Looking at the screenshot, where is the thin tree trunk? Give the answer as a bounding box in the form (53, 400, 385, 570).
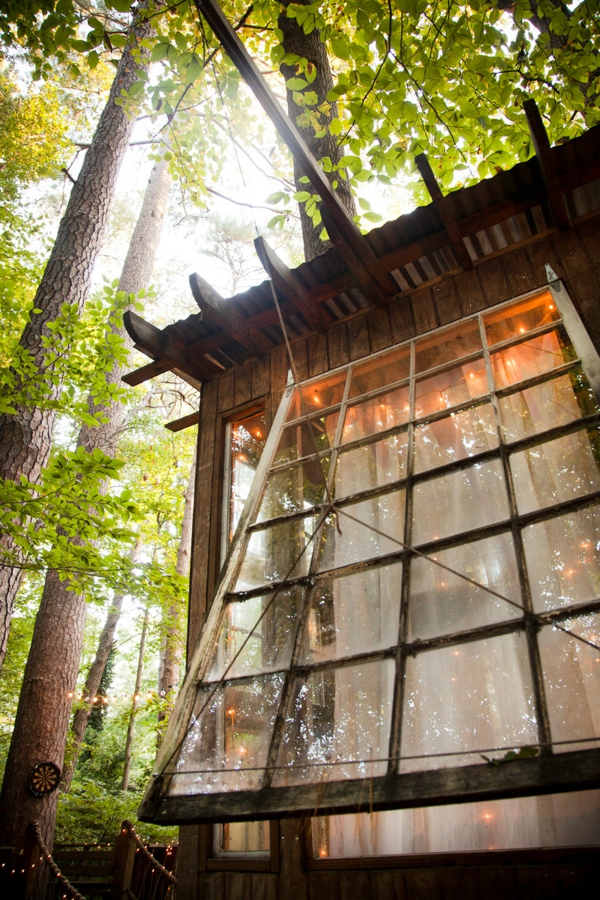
(157, 445, 197, 740)
(0, 0, 164, 671)
(0, 155, 171, 852)
(122, 608, 149, 792)
(278, 0, 357, 261)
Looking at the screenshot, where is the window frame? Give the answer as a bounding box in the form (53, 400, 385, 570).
(197, 820, 280, 873)
(141, 280, 600, 825)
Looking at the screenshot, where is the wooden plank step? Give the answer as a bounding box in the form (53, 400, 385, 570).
(59, 864, 112, 876)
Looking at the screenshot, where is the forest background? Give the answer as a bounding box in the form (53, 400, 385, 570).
(0, 0, 598, 852)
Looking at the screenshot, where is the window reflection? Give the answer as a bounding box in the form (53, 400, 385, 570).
(415, 318, 482, 373)
(414, 403, 497, 473)
(342, 384, 410, 443)
(400, 633, 537, 772)
(273, 659, 395, 786)
(225, 410, 266, 548)
(491, 327, 576, 388)
(414, 357, 488, 418)
(484, 291, 559, 346)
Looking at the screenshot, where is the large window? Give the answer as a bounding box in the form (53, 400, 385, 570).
(144, 285, 600, 824)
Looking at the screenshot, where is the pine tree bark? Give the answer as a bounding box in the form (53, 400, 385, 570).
(278, 0, 357, 261)
(122, 608, 149, 792)
(0, 155, 171, 853)
(157, 445, 196, 739)
(0, 1, 165, 672)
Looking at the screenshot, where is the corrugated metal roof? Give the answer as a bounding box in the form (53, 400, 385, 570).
(127, 124, 600, 382)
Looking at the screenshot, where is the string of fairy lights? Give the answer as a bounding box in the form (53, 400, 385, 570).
(64, 689, 171, 707)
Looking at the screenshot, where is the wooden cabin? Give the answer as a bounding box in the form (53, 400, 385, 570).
(123, 110, 600, 898)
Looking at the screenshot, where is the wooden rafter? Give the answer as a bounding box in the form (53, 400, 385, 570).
(254, 237, 328, 331)
(415, 154, 473, 270)
(524, 99, 570, 230)
(122, 127, 600, 388)
(123, 311, 219, 382)
(194, 0, 397, 305)
(165, 411, 200, 432)
(189, 273, 273, 356)
(122, 357, 172, 387)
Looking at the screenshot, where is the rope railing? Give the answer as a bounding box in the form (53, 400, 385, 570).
(121, 821, 177, 887)
(9, 821, 176, 900)
(26, 821, 87, 900)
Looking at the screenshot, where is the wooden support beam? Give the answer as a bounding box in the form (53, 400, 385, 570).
(122, 357, 172, 387)
(189, 272, 273, 356)
(524, 99, 570, 230)
(415, 154, 473, 270)
(165, 411, 200, 432)
(254, 237, 328, 331)
(195, 0, 397, 303)
(320, 207, 396, 307)
(123, 311, 218, 382)
(141, 747, 600, 824)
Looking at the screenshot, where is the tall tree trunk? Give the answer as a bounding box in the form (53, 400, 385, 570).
(0, 0, 164, 671)
(157, 445, 196, 740)
(278, 0, 357, 261)
(122, 608, 149, 792)
(0, 155, 171, 853)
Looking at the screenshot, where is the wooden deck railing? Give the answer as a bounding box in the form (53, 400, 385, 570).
(2, 822, 177, 900)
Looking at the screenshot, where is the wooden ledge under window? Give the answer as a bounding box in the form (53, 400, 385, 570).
(304, 844, 600, 870)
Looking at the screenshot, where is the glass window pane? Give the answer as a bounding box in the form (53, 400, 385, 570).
(484, 292, 560, 346)
(287, 372, 347, 420)
(169, 674, 284, 795)
(207, 587, 304, 680)
(214, 821, 270, 856)
(257, 456, 329, 522)
(539, 614, 600, 752)
(335, 432, 408, 498)
(510, 427, 600, 515)
(414, 358, 488, 419)
(400, 632, 537, 772)
(491, 327, 576, 389)
(415, 319, 482, 374)
(408, 533, 521, 640)
(235, 515, 317, 591)
(313, 790, 600, 856)
(318, 490, 405, 571)
(499, 369, 599, 443)
(523, 505, 600, 613)
(349, 345, 411, 398)
(273, 418, 337, 466)
(273, 659, 395, 786)
(299, 562, 403, 663)
(342, 385, 410, 444)
(228, 412, 266, 542)
(414, 403, 498, 474)
(412, 459, 509, 545)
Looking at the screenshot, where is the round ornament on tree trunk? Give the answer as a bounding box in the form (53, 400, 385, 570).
(27, 762, 61, 797)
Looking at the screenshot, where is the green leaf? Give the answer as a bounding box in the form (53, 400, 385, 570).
(286, 77, 308, 91)
(293, 191, 312, 202)
(151, 42, 170, 62)
(266, 191, 287, 204)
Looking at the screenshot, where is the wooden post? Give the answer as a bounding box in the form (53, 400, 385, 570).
(523, 99, 570, 230)
(18, 822, 40, 900)
(111, 825, 136, 900)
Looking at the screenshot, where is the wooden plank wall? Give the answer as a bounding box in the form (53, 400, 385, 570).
(178, 217, 600, 900)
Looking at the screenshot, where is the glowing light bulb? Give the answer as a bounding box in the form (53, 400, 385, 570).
(319, 848, 328, 858)
(549, 304, 554, 310)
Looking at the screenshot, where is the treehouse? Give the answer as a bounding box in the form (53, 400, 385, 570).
(122, 2, 600, 895)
